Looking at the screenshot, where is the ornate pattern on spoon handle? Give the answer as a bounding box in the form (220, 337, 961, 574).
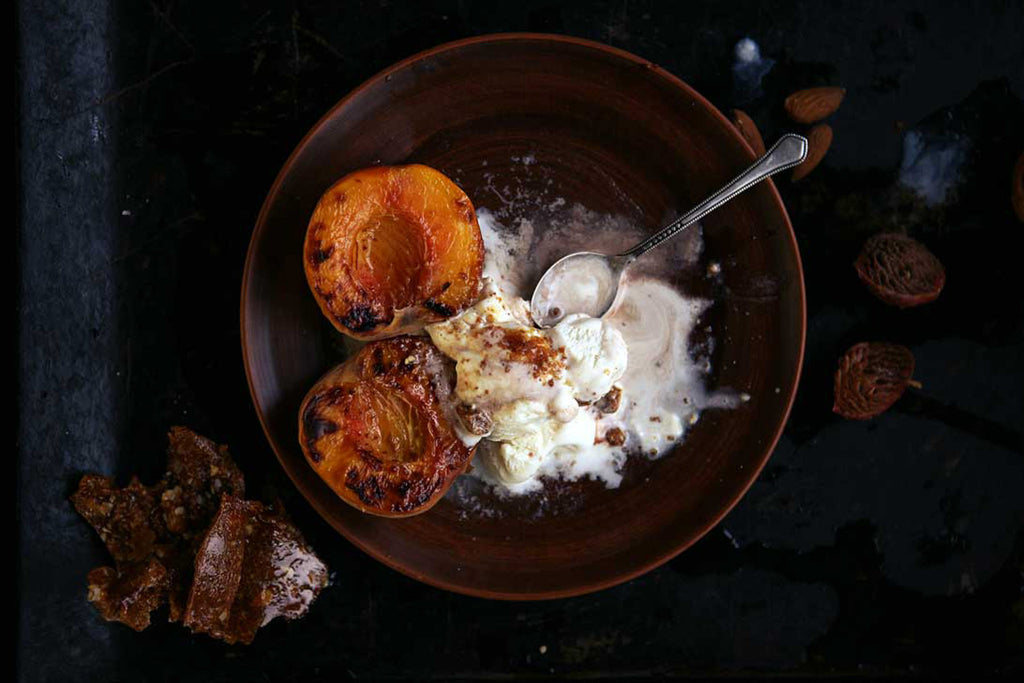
(621, 134, 808, 262)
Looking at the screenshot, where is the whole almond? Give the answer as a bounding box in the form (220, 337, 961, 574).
(1013, 151, 1024, 223)
(731, 109, 766, 156)
(784, 86, 846, 124)
(792, 124, 832, 181)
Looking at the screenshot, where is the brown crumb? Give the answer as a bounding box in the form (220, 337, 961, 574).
(456, 403, 493, 436)
(495, 327, 565, 380)
(604, 428, 626, 447)
(594, 386, 622, 414)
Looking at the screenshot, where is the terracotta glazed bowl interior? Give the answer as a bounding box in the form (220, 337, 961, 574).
(242, 34, 805, 599)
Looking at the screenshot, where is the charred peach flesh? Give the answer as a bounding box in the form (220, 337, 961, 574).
(304, 164, 484, 340)
(298, 337, 474, 517)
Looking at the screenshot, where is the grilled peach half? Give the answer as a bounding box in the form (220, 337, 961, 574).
(304, 164, 485, 340)
(298, 337, 474, 517)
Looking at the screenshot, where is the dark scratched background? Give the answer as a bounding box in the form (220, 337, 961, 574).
(16, 0, 1024, 680)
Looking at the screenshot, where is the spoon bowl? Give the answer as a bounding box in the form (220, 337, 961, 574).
(530, 251, 629, 327)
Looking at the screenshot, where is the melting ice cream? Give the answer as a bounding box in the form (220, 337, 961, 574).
(427, 210, 736, 494)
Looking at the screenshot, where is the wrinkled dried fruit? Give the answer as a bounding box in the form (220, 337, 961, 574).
(792, 124, 832, 181)
(855, 233, 945, 308)
(731, 109, 766, 156)
(1012, 151, 1024, 223)
(833, 342, 916, 419)
(784, 86, 845, 124)
(304, 164, 485, 340)
(299, 336, 475, 517)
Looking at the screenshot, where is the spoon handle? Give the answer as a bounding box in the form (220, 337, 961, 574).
(620, 133, 808, 261)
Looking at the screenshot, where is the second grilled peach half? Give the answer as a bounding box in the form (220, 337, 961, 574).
(298, 337, 475, 517)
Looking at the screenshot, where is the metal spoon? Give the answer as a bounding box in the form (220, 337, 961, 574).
(530, 133, 808, 328)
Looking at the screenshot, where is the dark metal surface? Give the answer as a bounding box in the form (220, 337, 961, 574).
(16, 0, 1024, 679)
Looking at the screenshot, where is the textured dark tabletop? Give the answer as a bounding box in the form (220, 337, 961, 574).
(16, 1, 1024, 680)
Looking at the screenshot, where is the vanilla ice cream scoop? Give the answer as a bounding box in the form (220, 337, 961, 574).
(427, 209, 745, 495)
(548, 313, 627, 402)
(427, 273, 632, 488)
(483, 404, 599, 486)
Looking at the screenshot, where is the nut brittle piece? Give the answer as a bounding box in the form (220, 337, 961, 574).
(183, 495, 328, 645)
(71, 475, 162, 562)
(72, 427, 257, 630)
(86, 559, 170, 632)
(162, 425, 245, 538)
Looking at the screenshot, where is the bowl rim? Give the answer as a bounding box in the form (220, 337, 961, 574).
(240, 32, 806, 600)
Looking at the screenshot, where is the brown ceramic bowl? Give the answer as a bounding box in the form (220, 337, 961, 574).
(241, 34, 805, 599)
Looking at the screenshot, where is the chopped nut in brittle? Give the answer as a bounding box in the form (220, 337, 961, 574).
(456, 403, 494, 436)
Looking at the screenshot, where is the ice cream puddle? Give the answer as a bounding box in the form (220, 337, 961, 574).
(427, 209, 739, 495)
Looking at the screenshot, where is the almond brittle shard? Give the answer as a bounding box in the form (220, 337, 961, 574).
(163, 425, 246, 537)
(71, 474, 161, 563)
(183, 495, 328, 645)
(86, 560, 170, 632)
